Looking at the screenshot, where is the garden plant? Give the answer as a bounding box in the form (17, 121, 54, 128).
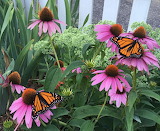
(1, 0, 160, 131)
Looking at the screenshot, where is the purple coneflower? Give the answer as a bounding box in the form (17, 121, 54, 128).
(28, 7, 67, 36)
(115, 49, 160, 74)
(108, 86, 131, 108)
(72, 67, 82, 74)
(91, 65, 131, 92)
(9, 88, 55, 129)
(0, 72, 25, 94)
(120, 26, 160, 50)
(94, 24, 123, 52)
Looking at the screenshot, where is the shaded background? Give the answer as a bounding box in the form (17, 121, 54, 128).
(93, 0, 160, 30)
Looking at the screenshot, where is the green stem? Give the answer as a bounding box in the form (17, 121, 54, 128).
(49, 37, 61, 68)
(52, 119, 73, 131)
(132, 68, 137, 90)
(92, 43, 103, 60)
(94, 93, 108, 123)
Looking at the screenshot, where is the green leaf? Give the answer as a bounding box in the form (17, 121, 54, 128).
(3, 58, 15, 76)
(64, 0, 71, 27)
(0, 3, 14, 40)
(0, 87, 8, 115)
(139, 89, 160, 102)
(73, 105, 121, 120)
(52, 107, 69, 118)
(44, 124, 59, 131)
(14, 40, 34, 72)
(125, 107, 134, 131)
(82, 43, 94, 59)
(80, 120, 94, 131)
(62, 61, 84, 78)
(82, 14, 89, 27)
(44, 67, 62, 92)
(135, 109, 160, 124)
(22, 51, 43, 85)
(69, 119, 85, 128)
(127, 90, 137, 112)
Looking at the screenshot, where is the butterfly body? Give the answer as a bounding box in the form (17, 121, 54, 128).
(110, 36, 143, 58)
(32, 91, 62, 119)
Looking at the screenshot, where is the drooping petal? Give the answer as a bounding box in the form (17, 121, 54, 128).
(54, 19, 67, 26)
(28, 20, 41, 30)
(43, 21, 48, 33)
(38, 21, 43, 36)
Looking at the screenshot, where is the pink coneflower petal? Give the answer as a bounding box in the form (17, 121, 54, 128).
(111, 78, 117, 91)
(104, 77, 112, 91)
(115, 77, 123, 92)
(28, 20, 41, 30)
(35, 118, 41, 127)
(92, 70, 105, 74)
(54, 19, 67, 26)
(99, 79, 106, 91)
(38, 22, 43, 36)
(91, 74, 106, 85)
(48, 21, 56, 35)
(117, 76, 131, 89)
(13, 104, 26, 120)
(17, 105, 27, 124)
(94, 25, 111, 32)
(43, 22, 48, 33)
(39, 114, 49, 123)
(52, 22, 61, 33)
(25, 106, 32, 125)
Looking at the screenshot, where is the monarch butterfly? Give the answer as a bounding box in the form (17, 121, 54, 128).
(110, 36, 143, 58)
(32, 91, 63, 119)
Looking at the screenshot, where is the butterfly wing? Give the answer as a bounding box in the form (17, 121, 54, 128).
(110, 36, 143, 58)
(32, 92, 63, 119)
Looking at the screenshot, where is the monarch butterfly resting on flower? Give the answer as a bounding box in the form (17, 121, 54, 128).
(32, 91, 63, 119)
(110, 36, 143, 58)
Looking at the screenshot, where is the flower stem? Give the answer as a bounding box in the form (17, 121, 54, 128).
(132, 68, 137, 89)
(94, 92, 108, 123)
(49, 37, 61, 68)
(92, 43, 103, 60)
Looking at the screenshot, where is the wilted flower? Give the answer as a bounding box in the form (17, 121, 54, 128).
(115, 49, 160, 74)
(94, 24, 123, 52)
(0, 72, 25, 94)
(108, 86, 131, 108)
(9, 88, 56, 129)
(91, 65, 131, 92)
(28, 7, 67, 36)
(120, 26, 160, 50)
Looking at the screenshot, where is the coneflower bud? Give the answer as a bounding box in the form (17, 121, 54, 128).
(110, 24, 123, 36)
(133, 26, 146, 38)
(39, 7, 54, 21)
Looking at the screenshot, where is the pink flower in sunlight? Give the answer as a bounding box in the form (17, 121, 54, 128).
(115, 49, 160, 74)
(94, 24, 123, 52)
(0, 72, 25, 94)
(91, 65, 131, 92)
(28, 7, 67, 36)
(72, 67, 82, 74)
(108, 86, 131, 108)
(9, 88, 56, 129)
(120, 26, 160, 50)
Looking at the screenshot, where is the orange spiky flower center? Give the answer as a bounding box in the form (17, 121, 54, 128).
(54, 60, 64, 67)
(22, 88, 37, 105)
(39, 7, 54, 21)
(105, 65, 119, 77)
(133, 26, 146, 38)
(8, 72, 21, 84)
(110, 24, 123, 36)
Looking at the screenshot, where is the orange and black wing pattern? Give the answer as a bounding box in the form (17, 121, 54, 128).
(110, 36, 143, 58)
(32, 92, 63, 119)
